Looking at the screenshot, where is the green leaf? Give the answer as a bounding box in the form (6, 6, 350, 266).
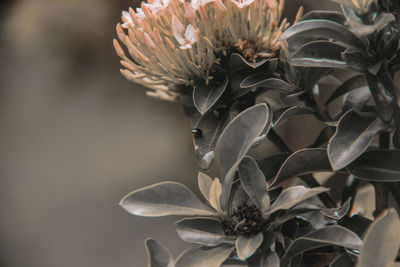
(347, 150, 400, 181)
(258, 153, 289, 181)
(325, 75, 365, 105)
(240, 75, 299, 94)
(216, 103, 271, 208)
(281, 226, 363, 263)
(329, 253, 354, 267)
(269, 148, 333, 188)
(302, 10, 345, 24)
(356, 209, 400, 267)
(238, 156, 270, 211)
(235, 233, 264, 260)
(145, 239, 173, 267)
(120, 182, 217, 217)
(320, 197, 352, 220)
(175, 217, 229, 246)
(193, 66, 228, 115)
(229, 53, 272, 72)
(343, 86, 371, 111)
(278, 20, 366, 49)
(175, 244, 234, 267)
(266, 186, 329, 216)
(272, 106, 316, 126)
(328, 110, 388, 171)
(365, 72, 396, 122)
(289, 40, 348, 68)
(247, 251, 280, 267)
(193, 111, 228, 170)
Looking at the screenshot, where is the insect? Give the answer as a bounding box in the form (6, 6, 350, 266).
(191, 128, 202, 137)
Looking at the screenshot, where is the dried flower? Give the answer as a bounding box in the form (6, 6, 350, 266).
(114, 0, 302, 101)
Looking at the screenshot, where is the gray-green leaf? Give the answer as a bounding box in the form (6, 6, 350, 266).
(269, 148, 333, 188)
(238, 156, 270, 211)
(266, 186, 329, 216)
(145, 239, 173, 267)
(193, 67, 228, 115)
(247, 251, 280, 267)
(120, 182, 216, 217)
(328, 110, 388, 171)
(356, 209, 400, 267)
(175, 244, 234, 267)
(235, 233, 264, 260)
(347, 150, 400, 181)
(281, 226, 363, 262)
(216, 103, 271, 208)
(175, 217, 229, 246)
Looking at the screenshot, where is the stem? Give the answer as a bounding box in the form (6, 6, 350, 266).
(267, 128, 337, 208)
(373, 132, 390, 217)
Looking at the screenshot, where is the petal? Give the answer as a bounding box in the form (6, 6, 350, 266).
(174, 32, 186, 45)
(172, 15, 185, 34)
(184, 25, 197, 44)
(180, 44, 193, 49)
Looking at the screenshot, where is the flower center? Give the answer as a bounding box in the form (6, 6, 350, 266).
(222, 203, 267, 236)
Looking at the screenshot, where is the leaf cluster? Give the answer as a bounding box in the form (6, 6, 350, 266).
(117, 0, 400, 266)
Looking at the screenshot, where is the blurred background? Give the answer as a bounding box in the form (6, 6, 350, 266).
(0, 0, 338, 266)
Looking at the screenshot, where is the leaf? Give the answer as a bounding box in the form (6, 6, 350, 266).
(329, 253, 354, 267)
(235, 233, 264, 260)
(174, 244, 234, 267)
(278, 20, 366, 49)
(365, 72, 396, 122)
(356, 209, 400, 267)
(325, 75, 365, 105)
(289, 40, 348, 68)
(229, 53, 272, 72)
(216, 103, 271, 208)
(269, 148, 333, 188)
(198, 172, 213, 202)
(175, 217, 229, 246)
(281, 226, 363, 263)
(302, 10, 346, 24)
(120, 182, 216, 217)
(145, 239, 173, 267)
(240, 75, 300, 94)
(209, 178, 223, 213)
(246, 251, 280, 267)
(193, 67, 229, 115)
(308, 127, 333, 148)
(343, 86, 371, 111)
(343, 8, 395, 37)
(320, 197, 352, 220)
(301, 67, 333, 92)
(328, 110, 388, 171)
(238, 156, 270, 211)
(339, 214, 372, 237)
(258, 153, 289, 181)
(193, 111, 228, 170)
(347, 150, 400, 181)
(266, 186, 329, 216)
(272, 106, 316, 126)
(341, 48, 370, 71)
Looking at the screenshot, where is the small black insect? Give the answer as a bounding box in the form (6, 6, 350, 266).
(191, 128, 202, 137)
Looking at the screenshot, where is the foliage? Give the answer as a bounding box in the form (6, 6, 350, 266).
(114, 0, 400, 266)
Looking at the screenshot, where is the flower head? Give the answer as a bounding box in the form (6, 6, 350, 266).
(114, 0, 301, 101)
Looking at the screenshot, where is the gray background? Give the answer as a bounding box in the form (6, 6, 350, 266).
(0, 0, 336, 266)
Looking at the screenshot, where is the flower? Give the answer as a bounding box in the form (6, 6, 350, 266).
(114, 0, 302, 101)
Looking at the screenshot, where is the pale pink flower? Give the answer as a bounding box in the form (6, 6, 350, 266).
(114, 0, 300, 101)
